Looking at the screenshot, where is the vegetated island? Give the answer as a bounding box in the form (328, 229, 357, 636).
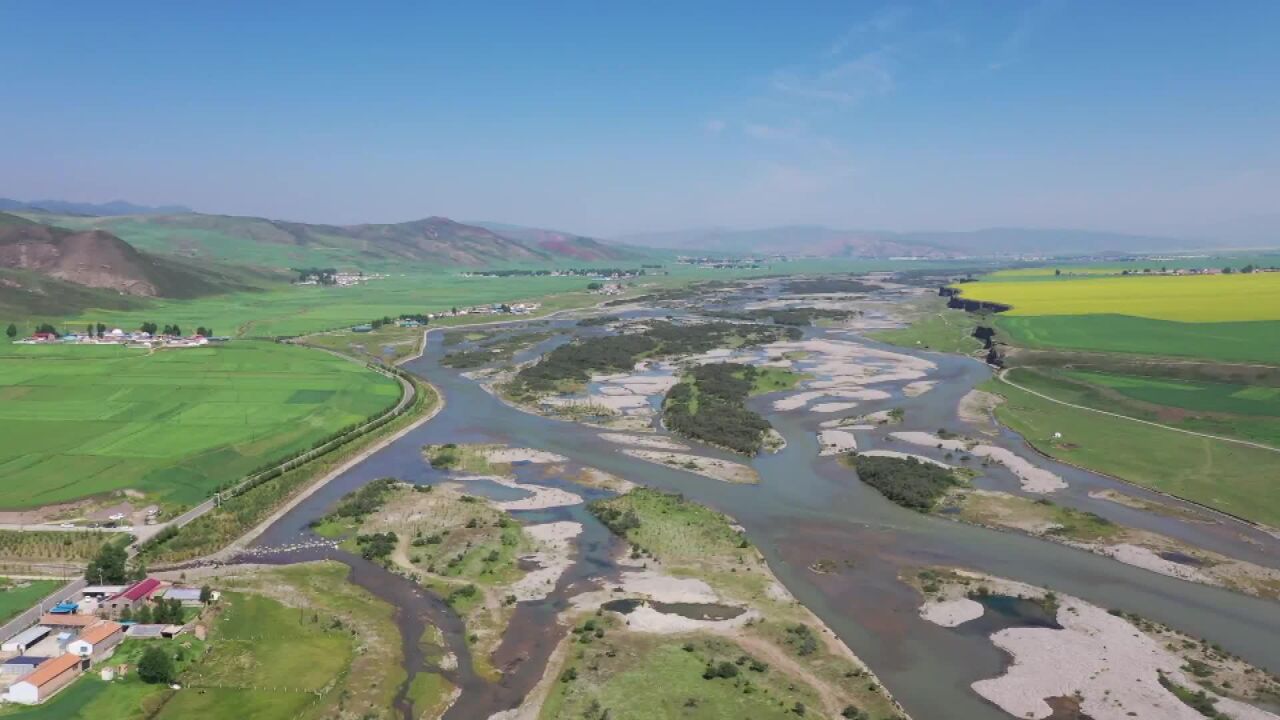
(504, 488, 908, 720)
(502, 320, 799, 401)
(662, 362, 795, 456)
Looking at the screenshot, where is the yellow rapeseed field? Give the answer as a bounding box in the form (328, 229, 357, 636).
(956, 272, 1280, 322)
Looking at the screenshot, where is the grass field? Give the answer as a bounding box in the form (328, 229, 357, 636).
(0, 579, 60, 624)
(985, 374, 1280, 528)
(959, 272, 1280, 322)
(540, 632, 825, 720)
(158, 591, 352, 719)
(1013, 368, 1280, 449)
(0, 340, 399, 509)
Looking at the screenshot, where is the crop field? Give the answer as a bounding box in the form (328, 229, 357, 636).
(985, 375, 1280, 528)
(0, 341, 399, 509)
(994, 314, 1280, 364)
(952, 272, 1280, 364)
(49, 273, 599, 339)
(959, 272, 1280, 322)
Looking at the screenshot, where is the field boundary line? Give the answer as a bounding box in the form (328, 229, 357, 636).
(995, 368, 1280, 454)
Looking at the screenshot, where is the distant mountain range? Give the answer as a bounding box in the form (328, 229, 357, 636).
(0, 198, 193, 216)
(611, 225, 1232, 258)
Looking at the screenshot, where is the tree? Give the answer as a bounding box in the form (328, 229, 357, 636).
(140, 322, 158, 335)
(1053, 269, 1061, 277)
(86, 323, 94, 337)
(136, 603, 153, 624)
(137, 646, 176, 684)
(199, 585, 213, 605)
(5, 324, 15, 339)
(96, 322, 106, 337)
(85, 542, 128, 584)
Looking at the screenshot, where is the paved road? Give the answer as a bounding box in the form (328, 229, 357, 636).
(996, 368, 1280, 454)
(0, 577, 87, 644)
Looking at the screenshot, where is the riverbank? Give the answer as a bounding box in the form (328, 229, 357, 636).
(909, 567, 1280, 719)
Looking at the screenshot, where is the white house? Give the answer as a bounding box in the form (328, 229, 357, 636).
(66, 621, 123, 661)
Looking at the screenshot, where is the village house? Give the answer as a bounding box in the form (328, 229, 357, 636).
(66, 621, 123, 662)
(104, 578, 163, 618)
(4, 652, 83, 705)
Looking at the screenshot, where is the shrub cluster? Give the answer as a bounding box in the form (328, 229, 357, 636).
(847, 455, 960, 511)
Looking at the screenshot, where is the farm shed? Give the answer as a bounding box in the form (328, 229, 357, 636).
(159, 586, 205, 606)
(5, 652, 84, 704)
(39, 613, 95, 630)
(0, 656, 48, 677)
(1, 626, 50, 654)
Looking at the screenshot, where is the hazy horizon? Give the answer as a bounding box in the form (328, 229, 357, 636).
(2, 1, 1277, 239)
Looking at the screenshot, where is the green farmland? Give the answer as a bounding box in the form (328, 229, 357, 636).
(0, 340, 399, 509)
(53, 273, 598, 339)
(986, 373, 1280, 528)
(995, 314, 1280, 365)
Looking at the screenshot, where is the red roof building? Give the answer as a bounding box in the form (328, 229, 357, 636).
(104, 578, 163, 617)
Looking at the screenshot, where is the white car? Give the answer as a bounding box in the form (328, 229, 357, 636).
(60, 523, 76, 529)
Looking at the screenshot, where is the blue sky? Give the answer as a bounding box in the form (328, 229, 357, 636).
(1, 1, 1277, 237)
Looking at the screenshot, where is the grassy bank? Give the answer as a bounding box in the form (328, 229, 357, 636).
(867, 296, 984, 355)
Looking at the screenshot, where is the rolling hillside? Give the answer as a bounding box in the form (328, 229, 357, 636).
(0, 212, 276, 315)
(20, 211, 652, 269)
(472, 221, 653, 261)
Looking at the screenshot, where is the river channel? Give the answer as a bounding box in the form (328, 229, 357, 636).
(245, 286, 1280, 720)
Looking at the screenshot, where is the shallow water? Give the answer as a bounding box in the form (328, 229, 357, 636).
(251, 293, 1280, 720)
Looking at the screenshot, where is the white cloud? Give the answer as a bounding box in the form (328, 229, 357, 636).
(703, 118, 727, 135)
(828, 5, 912, 57)
(771, 51, 894, 106)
